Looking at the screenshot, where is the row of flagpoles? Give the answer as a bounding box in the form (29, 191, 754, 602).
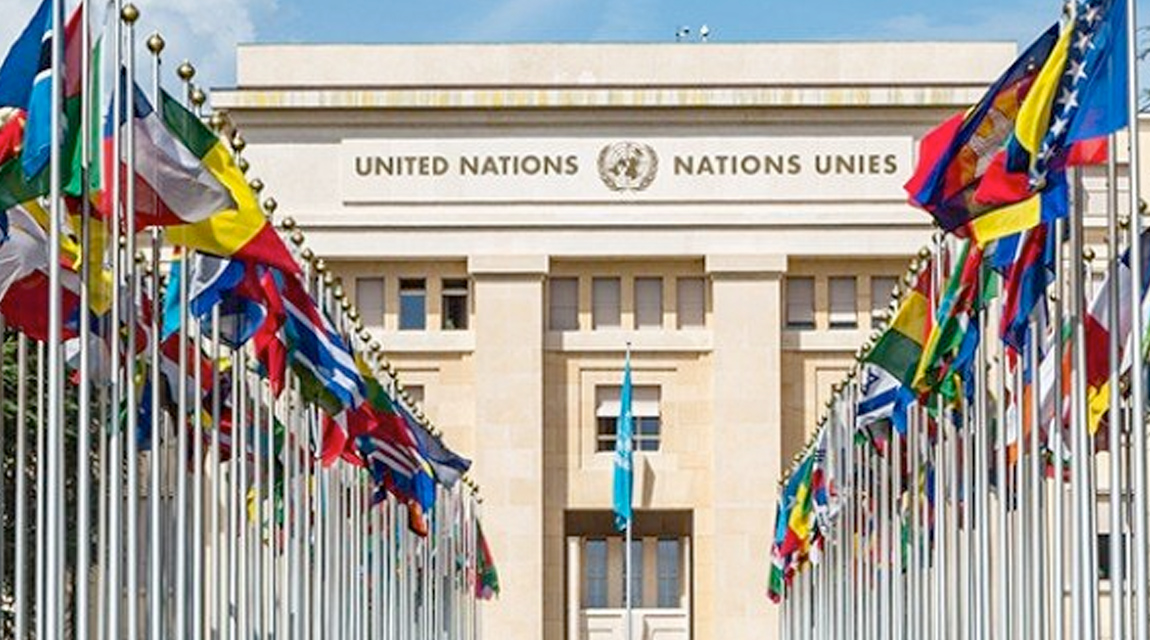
(770, 0, 1150, 639)
(0, 0, 502, 638)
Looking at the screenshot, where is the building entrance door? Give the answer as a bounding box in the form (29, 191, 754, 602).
(565, 511, 692, 640)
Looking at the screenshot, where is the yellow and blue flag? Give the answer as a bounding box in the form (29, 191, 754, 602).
(1014, 0, 1129, 184)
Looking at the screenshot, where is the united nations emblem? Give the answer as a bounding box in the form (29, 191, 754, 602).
(597, 142, 658, 192)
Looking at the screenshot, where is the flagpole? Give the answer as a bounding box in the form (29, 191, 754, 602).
(1070, 166, 1097, 638)
(1050, 218, 1066, 640)
(975, 300, 991, 640)
(210, 303, 223, 640)
(140, 30, 164, 640)
(71, 0, 95, 635)
(122, 10, 143, 640)
(993, 327, 1008, 640)
(1030, 315, 1047, 640)
(105, 1, 127, 635)
(41, 0, 68, 636)
(1122, 0, 1149, 635)
(624, 340, 634, 640)
(1104, 128, 1126, 640)
(14, 332, 27, 640)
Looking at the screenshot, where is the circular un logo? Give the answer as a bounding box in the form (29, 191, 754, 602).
(597, 142, 658, 192)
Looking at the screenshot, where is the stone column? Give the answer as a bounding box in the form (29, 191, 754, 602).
(469, 255, 548, 640)
(568, 536, 582, 640)
(698, 254, 786, 640)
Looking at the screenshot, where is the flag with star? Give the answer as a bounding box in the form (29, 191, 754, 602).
(1013, 0, 1128, 185)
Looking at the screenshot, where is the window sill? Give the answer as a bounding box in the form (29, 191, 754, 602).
(782, 328, 869, 352)
(366, 329, 476, 353)
(545, 329, 712, 353)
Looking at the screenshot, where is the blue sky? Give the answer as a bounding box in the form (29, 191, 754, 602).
(259, 0, 1077, 46)
(0, 0, 1148, 88)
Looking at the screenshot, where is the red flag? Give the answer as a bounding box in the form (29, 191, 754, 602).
(254, 269, 287, 396)
(904, 112, 964, 207)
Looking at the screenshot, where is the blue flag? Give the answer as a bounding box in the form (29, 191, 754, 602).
(612, 351, 633, 531)
(0, 0, 50, 110)
(1031, 0, 1129, 182)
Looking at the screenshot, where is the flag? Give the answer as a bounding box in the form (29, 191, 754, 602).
(160, 253, 267, 348)
(408, 419, 471, 489)
(277, 270, 364, 416)
(104, 84, 238, 228)
(0, 0, 53, 207)
(0, 0, 55, 178)
(0, 0, 51, 112)
(612, 350, 634, 532)
(856, 364, 901, 429)
(866, 264, 933, 388)
(914, 240, 984, 395)
(767, 498, 792, 602)
(1083, 229, 1150, 433)
(904, 24, 1059, 233)
(1015, 0, 1129, 184)
(476, 522, 500, 600)
(1000, 221, 1056, 352)
(965, 171, 1069, 246)
(156, 89, 299, 275)
(253, 267, 287, 395)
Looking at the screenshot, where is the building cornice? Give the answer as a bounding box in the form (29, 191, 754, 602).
(211, 85, 995, 111)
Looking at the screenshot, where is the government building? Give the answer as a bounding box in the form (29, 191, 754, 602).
(214, 41, 1131, 640)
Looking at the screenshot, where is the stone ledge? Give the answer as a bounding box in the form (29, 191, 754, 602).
(704, 254, 787, 275)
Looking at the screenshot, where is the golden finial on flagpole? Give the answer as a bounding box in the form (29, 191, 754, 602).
(231, 133, 246, 153)
(280, 216, 297, 231)
(237, 157, 250, 174)
(146, 33, 165, 55)
(249, 178, 265, 194)
(177, 61, 195, 82)
(289, 230, 304, 247)
(190, 88, 207, 108)
(263, 197, 277, 216)
(121, 4, 140, 24)
(300, 248, 314, 264)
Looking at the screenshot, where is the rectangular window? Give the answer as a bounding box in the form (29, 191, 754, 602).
(399, 278, 427, 330)
(584, 538, 608, 609)
(870, 276, 898, 322)
(405, 384, 424, 407)
(1098, 533, 1127, 582)
(828, 277, 858, 329)
(596, 386, 661, 453)
(785, 276, 815, 329)
(657, 538, 682, 608)
(635, 277, 663, 330)
(441, 278, 469, 330)
(626, 540, 644, 608)
(676, 277, 705, 328)
(355, 277, 385, 328)
(592, 277, 621, 329)
(549, 277, 579, 331)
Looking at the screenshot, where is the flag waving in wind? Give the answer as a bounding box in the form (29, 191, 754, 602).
(1014, 0, 1129, 185)
(613, 349, 634, 532)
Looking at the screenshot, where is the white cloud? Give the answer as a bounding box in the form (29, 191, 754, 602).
(0, 0, 274, 93)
